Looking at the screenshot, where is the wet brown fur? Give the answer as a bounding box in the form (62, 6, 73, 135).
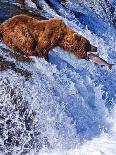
(0, 14, 97, 60)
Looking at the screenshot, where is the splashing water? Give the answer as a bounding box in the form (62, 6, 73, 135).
(0, 0, 116, 155)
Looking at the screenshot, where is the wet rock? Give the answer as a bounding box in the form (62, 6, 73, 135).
(0, 47, 32, 63)
(0, 1, 46, 23)
(16, 0, 25, 6)
(0, 123, 4, 136)
(6, 119, 12, 129)
(33, 0, 43, 10)
(0, 59, 32, 78)
(60, 0, 67, 3)
(0, 48, 32, 79)
(5, 152, 12, 155)
(14, 67, 32, 79)
(0, 59, 11, 71)
(14, 54, 32, 63)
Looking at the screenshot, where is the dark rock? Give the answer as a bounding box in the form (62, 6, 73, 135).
(4, 137, 12, 146)
(0, 123, 4, 136)
(0, 1, 46, 23)
(0, 52, 32, 79)
(59, 0, 67, 3)
(5, 152, 12, 155)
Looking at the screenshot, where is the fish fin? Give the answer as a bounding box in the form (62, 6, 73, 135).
(85, 56, 90, 61)
(108, 64, 115, 70)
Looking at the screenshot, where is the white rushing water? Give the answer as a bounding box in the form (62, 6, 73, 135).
(37, 107, 116, 155)
(0, 0, 116, 155)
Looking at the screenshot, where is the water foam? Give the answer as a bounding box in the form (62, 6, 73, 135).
(0, 0, 116, 154)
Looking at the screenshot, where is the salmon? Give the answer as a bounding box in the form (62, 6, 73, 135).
(88, 53, 115, 69)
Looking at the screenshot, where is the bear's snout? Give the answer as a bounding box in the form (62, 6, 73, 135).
(91, 45, 97, 52)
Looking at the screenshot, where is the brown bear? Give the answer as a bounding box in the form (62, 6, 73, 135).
(0, 14, 97, 60)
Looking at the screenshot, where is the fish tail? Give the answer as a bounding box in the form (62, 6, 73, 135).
(108, 64, 115, 70)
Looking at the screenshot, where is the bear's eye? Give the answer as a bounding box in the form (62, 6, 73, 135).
(86, 43, 91, 52)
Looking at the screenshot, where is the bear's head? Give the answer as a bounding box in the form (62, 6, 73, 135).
(61, 30, 97, 59)
(72, 33, 97, 59)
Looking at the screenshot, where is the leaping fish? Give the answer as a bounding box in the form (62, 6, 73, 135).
(88, 53, 115, 69)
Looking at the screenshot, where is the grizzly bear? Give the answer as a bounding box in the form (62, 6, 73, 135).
(0, 14, 97, 60)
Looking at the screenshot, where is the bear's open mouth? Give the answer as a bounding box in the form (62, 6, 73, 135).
(0, 32, 3, 41)
(0, 38, 2, 42)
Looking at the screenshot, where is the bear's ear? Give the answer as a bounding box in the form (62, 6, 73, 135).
(73, 33, 81, 41)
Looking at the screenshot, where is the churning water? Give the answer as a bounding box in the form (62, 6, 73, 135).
(0, 0, 116, 155)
